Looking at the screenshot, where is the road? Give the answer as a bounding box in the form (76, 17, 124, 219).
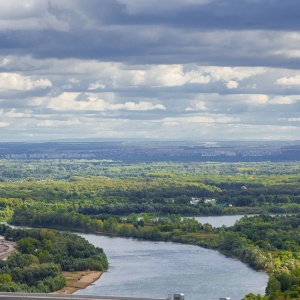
(0, 241, 16, 260)
(0, 293, 167, 300)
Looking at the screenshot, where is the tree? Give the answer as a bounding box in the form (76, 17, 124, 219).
(17, 238, 41, 254)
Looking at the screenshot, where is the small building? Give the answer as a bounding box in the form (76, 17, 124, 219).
(190, 197, 201, 205)
(204, 198, 216, 204)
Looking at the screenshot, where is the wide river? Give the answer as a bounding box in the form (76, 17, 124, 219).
(75, 215, 268, 300)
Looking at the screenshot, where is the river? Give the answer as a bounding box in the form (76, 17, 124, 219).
(75, 215, 268, 300)
(5, 215, 268, 299)
(190, 214, 249, 228)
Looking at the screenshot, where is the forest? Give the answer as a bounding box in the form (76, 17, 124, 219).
(0, 225, 108, 293)
(0, 160, 299, 220)
(0, 159, 300, 299)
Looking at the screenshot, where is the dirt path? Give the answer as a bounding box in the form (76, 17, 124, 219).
(0, 241, 17, 260)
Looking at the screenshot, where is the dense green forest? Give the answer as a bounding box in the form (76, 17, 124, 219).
(0, 160, 299, 220)
(0, 225, 108, 293)
(0, 160, 300, 298)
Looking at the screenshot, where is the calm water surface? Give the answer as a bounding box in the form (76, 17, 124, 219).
(191, 214, 248, 228)
(5, 216, 268, 299)
(75, 233, 268, 300)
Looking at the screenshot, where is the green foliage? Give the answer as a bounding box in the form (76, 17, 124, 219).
(0, 225, 108, 293)
(0, 274, 12, 284)
(17, 237, 41, 254)
(0, 161, 299, 221)
(1, 160, 300, 299)
(242, 293, 264, 300)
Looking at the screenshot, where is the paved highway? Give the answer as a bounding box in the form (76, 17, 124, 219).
(0, 293, 167, 300)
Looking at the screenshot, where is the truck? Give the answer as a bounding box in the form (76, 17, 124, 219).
(169, 293, 184, 300)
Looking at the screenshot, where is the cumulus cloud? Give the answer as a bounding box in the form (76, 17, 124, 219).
(0, 0, 70, 31)
(0, 73, 52, 91)
(186, 116, 239, 123)
(5, 109, 32, 118)
(162, 121, 180, 126)
(245, 94, 269, 105)
(109, 65, 266, 88)
(276, 75, 300, 85)
(45, 92, 166, 111)
(36, 119, 82, 127)
(88, 81, 106, 90)
(0, 1, 300, 141)
(163, 115, 239, 125)
(0, 122, 9, 127)
(0, 1, 48, 19)
(269, 96, 299, 105)
(226, 80, 239, 89)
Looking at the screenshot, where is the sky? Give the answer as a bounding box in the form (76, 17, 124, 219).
(0, 0, 300, 142)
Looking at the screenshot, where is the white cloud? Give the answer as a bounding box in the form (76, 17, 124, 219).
(88, 81, 106, 90)
(0, 1, 70, 31)
(36, 119, 82, 127)
(203, 66, 266, 82)
(111, 65, 266, 88)
(46, 92, 166, 111)
(0, 54, 299, 141)
(121, 102, 166, 111)
(273, 50, 300, 59)
(162, 121, 180, 126)
(163, 115, 239, 125)
(2, 57, 266, 90)
(269, 96, 299, 105)
(0, 73, 52, 91)
(113, 65, 190, 87)
(189, 76, 211, 84)
(0, 56, 269, 91)
(195, 101, 207, 111)
(276, 75, 300, 85)
(5, 109, 32, 118)
(185, 100, 207, 111)
(186, 93, 270, 109)
(0, 0, 48, 19)
(68, 78, 79, 83)
(185, 107, 194, 111)
(245, 94, 269, 105)
(187, 116, 239, 123)
(226, 80, 239, 89)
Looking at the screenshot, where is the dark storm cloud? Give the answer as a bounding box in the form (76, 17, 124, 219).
(0, 0, 300, 67)
(74, 0, 300, 31)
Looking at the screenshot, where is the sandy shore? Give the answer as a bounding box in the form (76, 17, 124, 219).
(53, 270, 103, 294)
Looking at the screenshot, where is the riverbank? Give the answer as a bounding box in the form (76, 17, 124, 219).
(53, 271, 102, 294)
